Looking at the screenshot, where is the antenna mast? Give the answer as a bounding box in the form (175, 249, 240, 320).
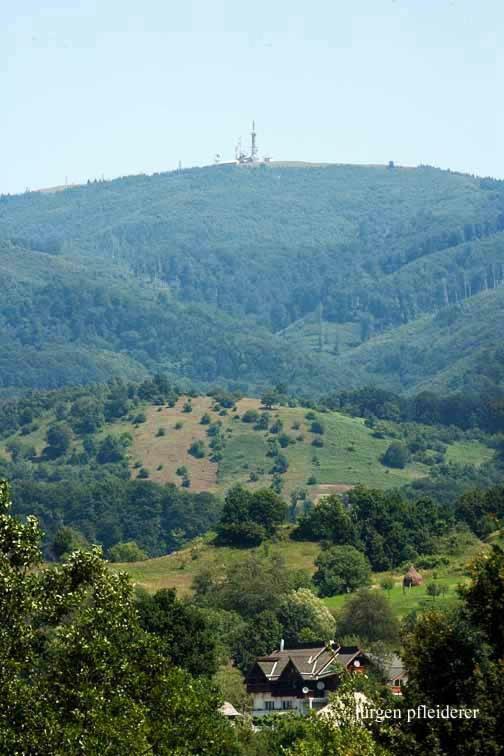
(250, 120, 258, 162)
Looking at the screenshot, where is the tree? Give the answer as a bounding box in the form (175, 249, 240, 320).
(213, 664, 251, 712)
(399, 545, 504, 755)
(293, 495, 356, 544)
(109, 540, 147, 562)
(45, 423, 72, 458)
(216, 485, 286, 546)
(136, 588, 219, 677)
(70, 397, 104, 434)
(336, 589, 400, 645)
(277, 588, 336, 645)
(96, 434, 128, 464)
(313, 545, 371, 597)
(261, 390, 277, 409)
(52, 525, 88, 561)
(193, 552, 292, 620)
(234, 610, 283, 673)
(381, 442, 409, 469)
(0, 481, 237, 755)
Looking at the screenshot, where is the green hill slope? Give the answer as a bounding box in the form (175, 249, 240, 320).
(1, 164, 504, 392)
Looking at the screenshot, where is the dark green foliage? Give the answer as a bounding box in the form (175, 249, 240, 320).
(310, 419, 325, 435)
(313, 545, 371, 596)
(278, 433, 291, 448)
(0, 482, 237, 755)
(188, 440, 205, 458)
(241, 409, 259, 424)
(381, 441, 410, 469)
(45, 423, 71, 458)
(293, 494, 356, 544)
(136, 588, 219, 677)
(399, 546, 504, 756)
(216, 485, 287, 547)
(454, 485, 504, 538)
(52, 525, 88, 561)
(234, 610, 283, 673)
(11, 479, 222, 556)
(96, 434, 129, 464)
(2, 166, 504, 394)
(109, 541, 147, 562)
(335, 589, 400, 645)
(295, 486, 449, 571)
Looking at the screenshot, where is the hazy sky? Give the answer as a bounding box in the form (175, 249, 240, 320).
(2, 0, 503, 194)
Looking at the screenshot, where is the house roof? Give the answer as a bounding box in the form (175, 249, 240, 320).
(368, 653, 407, 683)
(254, 643, 364, 682)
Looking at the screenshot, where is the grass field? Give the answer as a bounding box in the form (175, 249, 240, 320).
(112, 526, 489, 624)
(88, 396, 490, 498)
(0, 395, 493, 501)
(111, 534, 321, 595)
(122, 397, 492, 497)
(323, 576, 463, 618)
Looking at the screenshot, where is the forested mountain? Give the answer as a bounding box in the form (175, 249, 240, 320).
(1, 163, 504, 394)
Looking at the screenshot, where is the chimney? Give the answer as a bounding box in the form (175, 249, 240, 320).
(280, 639, 285, 652)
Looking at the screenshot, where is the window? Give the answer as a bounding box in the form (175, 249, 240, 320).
(282, 700, 293, 710)
(393, 679, 402, 687)
(265, 701, 275, 711)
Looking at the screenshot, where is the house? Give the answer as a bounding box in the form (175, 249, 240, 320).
(245, 640, 369, 716)
(368, 653, 408, 695)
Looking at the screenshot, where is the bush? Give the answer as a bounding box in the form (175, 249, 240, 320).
(109, 541, 148, 563)
(310, 420, 325, 435)
(188, 441, 205, 459)
(156, 427, 166, 437)
(137, 467, 150, 478)
(312, 437, 324, 448)
(269, 419, 283, 434)
(133, 412, 147, 424)
(241, 409, 259, 424)
(200, 413, 211, 425)
(381, 442, 410, 469)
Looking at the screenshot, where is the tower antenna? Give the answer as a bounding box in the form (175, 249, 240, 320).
(250, 120, 258, 162)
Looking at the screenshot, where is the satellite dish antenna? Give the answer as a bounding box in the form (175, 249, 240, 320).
(302, 686, 309, 695)
(353, 660, 361, 668)
(316, 681, 325, 690)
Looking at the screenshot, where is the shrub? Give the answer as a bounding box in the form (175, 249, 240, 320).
(188, 441, 205, 459)
(242, 409, 259, 424)
(109, 541, 148, 563)
(381, 442, 410, 469)
(310, 420, 325, 435)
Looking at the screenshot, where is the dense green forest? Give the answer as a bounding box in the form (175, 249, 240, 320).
(1, 164, 504, 393)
